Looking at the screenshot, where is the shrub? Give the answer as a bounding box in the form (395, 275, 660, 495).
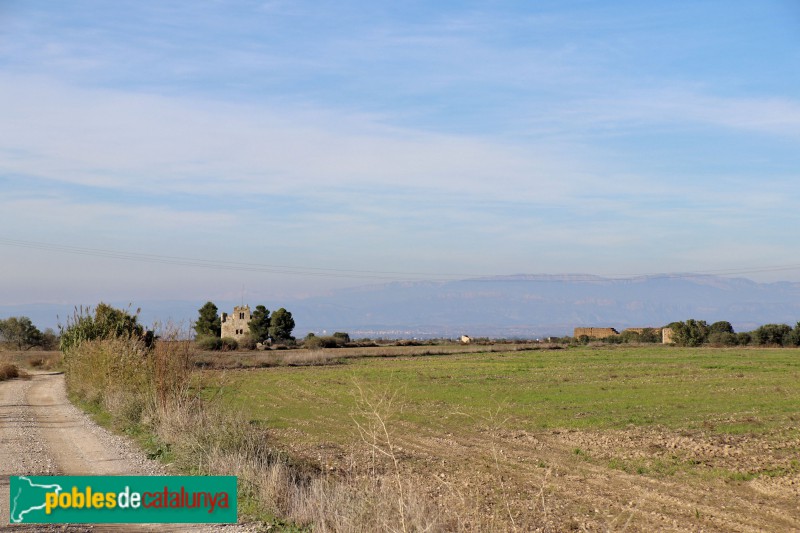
(220, 337, 239, 351)
(41, 329, 60, 350)
(304, 335, 341, 350)
(619, 330, 641, 344)
(332, 332, 351, 344)
(238, 334, 257, 351)
(782, 325, 800, 347)
(667, 319, 709, 347)
(638, 328, 661, 343)
(0, 363, 19, 380)
(707, 331, 738, 346)
(709, 321, 735, 335)
(196, 335, 223, 351)
(60, 304, 149, 352)
(303, 335, 324, 350)
(752, 324, 792, 346)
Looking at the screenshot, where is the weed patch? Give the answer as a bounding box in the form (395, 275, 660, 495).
(0, 362, 19, 380)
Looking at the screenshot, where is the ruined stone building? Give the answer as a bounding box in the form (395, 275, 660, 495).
(622, 328, 659, 335)
(221, 305, 251, 341)
(573, 327, 619, 339)
(574, 326, 674, 343)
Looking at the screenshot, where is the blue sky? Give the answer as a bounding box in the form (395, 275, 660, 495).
(1, 1, 799, 305)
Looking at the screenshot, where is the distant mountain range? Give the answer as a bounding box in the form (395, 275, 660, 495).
(287, 274, 800, 338)
(4, 274, 800, 338)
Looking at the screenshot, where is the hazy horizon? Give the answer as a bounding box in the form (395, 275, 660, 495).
(4, 273, 800, 338)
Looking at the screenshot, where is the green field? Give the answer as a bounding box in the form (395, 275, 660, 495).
(205, 345, 800, 443)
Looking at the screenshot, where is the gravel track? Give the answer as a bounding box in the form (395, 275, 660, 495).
(0, 373, 259, 532)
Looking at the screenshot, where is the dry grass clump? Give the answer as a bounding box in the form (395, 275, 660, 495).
(0, 362, 20, 380)
(27, 355, 45, 368)
(153, 338, 192, 408)
(199, 424, 440, 532)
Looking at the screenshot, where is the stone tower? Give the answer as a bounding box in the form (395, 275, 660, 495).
(221, 305, 251, 340)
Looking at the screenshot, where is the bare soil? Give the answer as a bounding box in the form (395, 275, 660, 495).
(278, 422, 800, 531)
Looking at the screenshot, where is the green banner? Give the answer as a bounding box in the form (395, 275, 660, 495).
(9, 476, 237, 524)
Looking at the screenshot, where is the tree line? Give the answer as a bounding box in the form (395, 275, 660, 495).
(575, 320, 800, 347)
(666, 319, 800, 347)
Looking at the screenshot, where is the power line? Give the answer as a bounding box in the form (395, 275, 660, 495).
(0, 237, 472, 281)
(1, 236, 798, 282)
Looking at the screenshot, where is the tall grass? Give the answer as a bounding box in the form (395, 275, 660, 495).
(153, 339, 192, 409)
(64, 335, 152, 425)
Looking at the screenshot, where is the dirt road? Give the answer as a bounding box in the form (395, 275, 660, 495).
(0, 373, 253, 532)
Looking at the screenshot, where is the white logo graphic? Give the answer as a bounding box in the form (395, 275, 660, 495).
(10, 476, 63, 523)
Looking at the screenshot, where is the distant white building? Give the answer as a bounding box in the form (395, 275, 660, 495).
(460, 335, 472, 344)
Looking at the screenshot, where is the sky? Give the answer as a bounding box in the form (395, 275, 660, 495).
(1, 0, 800, 307)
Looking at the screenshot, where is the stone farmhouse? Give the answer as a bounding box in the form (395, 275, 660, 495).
(221, 305, 251, 341)
(574, 326, 672, 344)
(573, 327, 619, 339)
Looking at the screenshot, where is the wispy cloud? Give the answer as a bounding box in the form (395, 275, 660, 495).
(1, 0, 799, 302)
(0, 75, 594, 202)
(556, 89, 800, 138)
